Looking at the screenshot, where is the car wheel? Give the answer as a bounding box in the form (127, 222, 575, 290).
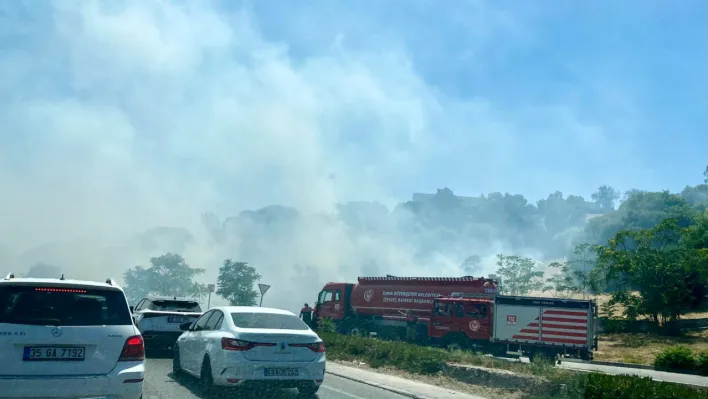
(172, 346, 181, 374)
(298, 384, 320, 396)
(200, 356, 214, 392)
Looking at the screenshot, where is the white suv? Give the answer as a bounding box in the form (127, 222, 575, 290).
(0, 273, 145, 399)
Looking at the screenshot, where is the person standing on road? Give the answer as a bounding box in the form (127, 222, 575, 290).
(300, 303, 314, 328)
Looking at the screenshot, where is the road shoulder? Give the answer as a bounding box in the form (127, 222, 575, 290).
(326, 362, 489, 399)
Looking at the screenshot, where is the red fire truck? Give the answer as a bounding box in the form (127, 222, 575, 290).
(313, 276, 598, 360)
(313, 276, 498, 337)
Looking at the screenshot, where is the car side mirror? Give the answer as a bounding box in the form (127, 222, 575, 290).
(129, 306, 134, 313)
(179, 322, 193, 331)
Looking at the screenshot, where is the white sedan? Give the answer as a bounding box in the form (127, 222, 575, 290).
(173, 306, 325, 395)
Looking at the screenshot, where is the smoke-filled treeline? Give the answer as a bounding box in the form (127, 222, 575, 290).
(7, 182, 708, 310)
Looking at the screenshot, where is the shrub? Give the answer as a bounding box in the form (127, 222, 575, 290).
(320, 332, 447, 374)
(654, 346, 697, 371)
(316, 317, 337, 333)
(696, 350, 708, 376)
(584, 373, 708, 399)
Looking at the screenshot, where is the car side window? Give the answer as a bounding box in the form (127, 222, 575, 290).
(334, 290, 341, 301)
(205, 310, 223, 330)
(194, 310, 213, 331)
(214, 314, 224, 330)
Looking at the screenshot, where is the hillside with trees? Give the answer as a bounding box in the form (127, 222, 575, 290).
(12, 177, 708, 315)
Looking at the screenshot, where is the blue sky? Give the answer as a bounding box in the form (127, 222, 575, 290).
(0, 0, 706, 245)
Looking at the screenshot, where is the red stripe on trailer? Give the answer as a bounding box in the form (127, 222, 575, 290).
(541, 316, 587, 324)
(528, 322, 587, 331)
(543, 310, 588, 317)
(519, 329, 540, 334)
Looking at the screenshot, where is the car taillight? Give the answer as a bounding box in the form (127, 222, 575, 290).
(119, 335, 144, 361)
(291, 341, 325, 352)
(221, 337, 275, 351)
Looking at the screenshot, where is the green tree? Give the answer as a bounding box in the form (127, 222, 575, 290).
(584, 190, 699, 248)
(122, 253, 206, 304)
(190, 282, 211, 303)
(591, 185, 620, 212)
(216, 259, 262, 306)
(494, 254, 544, 296)
(537, 191, 589, 236)
(568, 243, 598, 298)
(704, 165, 708, 184)
(543, 261, 583, 298)
(678, 215, 708, 308)
(595, 218, 703, 326)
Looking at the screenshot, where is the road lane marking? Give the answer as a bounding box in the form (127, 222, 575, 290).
(322, 384, 368, 399)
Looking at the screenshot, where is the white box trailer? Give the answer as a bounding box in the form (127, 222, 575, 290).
(492, 295, 598, 360)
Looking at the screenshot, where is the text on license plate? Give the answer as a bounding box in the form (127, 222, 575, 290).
(23, 346, 85, 361)
(168, 316, 189, 323)
(264, 367, 299, 377)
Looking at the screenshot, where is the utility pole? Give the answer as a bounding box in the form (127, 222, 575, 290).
(207, 284, 216, 309)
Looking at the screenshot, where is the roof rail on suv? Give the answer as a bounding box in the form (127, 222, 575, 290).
(3, 272, 14, 280)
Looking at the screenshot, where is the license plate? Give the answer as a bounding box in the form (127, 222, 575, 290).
(23, 346, 85, 361)
(168, 316, 189, 323)
(264, 367, 299, 377)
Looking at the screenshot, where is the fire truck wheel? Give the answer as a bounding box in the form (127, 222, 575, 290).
(348, 327, 365, 336)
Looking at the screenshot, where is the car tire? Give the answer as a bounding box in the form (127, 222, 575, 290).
(200, 356, 214, 392)
(172, 346, 181, 375)
(298, 384, 320, 396)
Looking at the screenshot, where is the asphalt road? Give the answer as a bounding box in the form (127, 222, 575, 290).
(142, 356, 411, 399)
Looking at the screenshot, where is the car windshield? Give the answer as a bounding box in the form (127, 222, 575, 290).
(0, 285, 132, 326)
(152, 300, 201, 312)
(231, 312, 309, 330)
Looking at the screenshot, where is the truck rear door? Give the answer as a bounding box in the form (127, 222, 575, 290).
(493, 296, 592, 350)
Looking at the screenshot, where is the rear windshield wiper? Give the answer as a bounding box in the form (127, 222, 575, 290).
(10, 318, 62, 326)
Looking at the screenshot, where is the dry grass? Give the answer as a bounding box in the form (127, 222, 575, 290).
(595, 330, 708, 365)
(528, 291, 708, 320)
(332, 359, 527, 399)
